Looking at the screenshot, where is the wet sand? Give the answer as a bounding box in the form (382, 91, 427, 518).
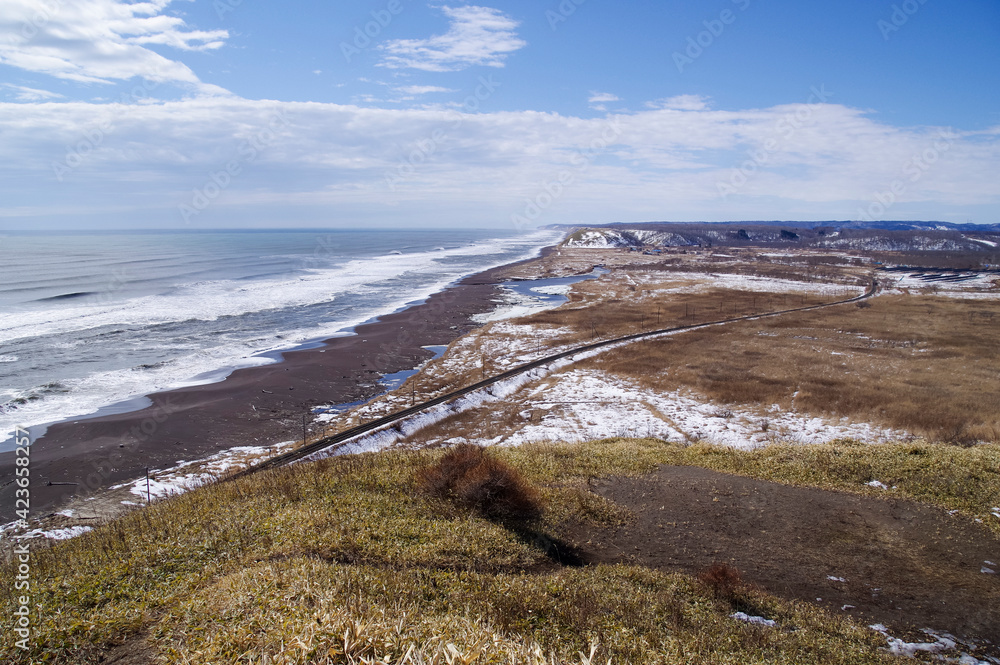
(0, 253, 552, 522)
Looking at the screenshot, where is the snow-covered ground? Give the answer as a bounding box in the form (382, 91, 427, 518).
(963, 235, 999, 249)
(472, 283, 574, 323)
(628, 271, 866, 297)
(869, 624, 996, 664)
(111, 441, 297, 500)
(300, 333, 908, 462)
(302, 268, 900, 459)
(883, 273, 1000, 299)
(475, 369, 906, 450)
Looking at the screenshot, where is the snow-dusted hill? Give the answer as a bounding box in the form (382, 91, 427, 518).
(559, 224, 1000, 253)
(564, 228, 698, 248)
(817, 235, 985, 252)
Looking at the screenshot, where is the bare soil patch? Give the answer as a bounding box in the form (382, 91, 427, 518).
(561, 465, 1000, 654)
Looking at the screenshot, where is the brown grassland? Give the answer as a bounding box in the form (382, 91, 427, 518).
(581, 293, 1000, 444)
(3, 438, 997, 664)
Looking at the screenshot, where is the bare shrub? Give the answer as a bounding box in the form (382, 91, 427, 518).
(698, 563, 745, 601)
(417, 445, 543, 520)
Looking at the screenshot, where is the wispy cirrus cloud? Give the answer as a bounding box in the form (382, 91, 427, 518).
(378, 5, 526, 72)
(645, 95, 711, 111)
(395, 85, 457, 96)
(1, 84, 64, 102)
(588, 92, 619, 111)
(0, 0, 229, 94)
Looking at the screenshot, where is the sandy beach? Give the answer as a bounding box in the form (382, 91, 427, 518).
(0, 249, 556, 522)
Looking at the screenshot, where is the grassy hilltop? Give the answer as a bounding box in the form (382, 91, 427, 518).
(2, 438, 998, 664)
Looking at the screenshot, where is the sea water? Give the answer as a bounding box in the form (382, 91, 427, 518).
(0, 228, 563, 447)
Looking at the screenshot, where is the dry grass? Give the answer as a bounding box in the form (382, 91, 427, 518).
(526, 280, 850, 345)
(582, 294, 1000, 443)
(3, 439, 956, 664)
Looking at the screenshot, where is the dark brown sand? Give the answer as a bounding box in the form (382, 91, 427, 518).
(0, 254, 550, 522)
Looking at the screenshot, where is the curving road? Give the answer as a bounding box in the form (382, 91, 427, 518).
(230, 277, 877, 478)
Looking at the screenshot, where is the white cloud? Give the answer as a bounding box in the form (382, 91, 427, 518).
(588, 91, 620, 111)
(589, 92, 619, 104)
(0, 0, 229, 94)
(0, 97, 997, 227)
(1, 84, 64, 101)
(378, 5, 526, 72)
(396, 85, 457, 96)
(645, 95, 711, 111)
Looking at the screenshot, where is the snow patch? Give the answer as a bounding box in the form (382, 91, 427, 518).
(116, 441, 296, 501)
(472, 286, 565, 323)
(964, 236, 998, 248)
(869, 624, 958, 658)
(19, 526, 93, 540)
(730, 612, 776, 627)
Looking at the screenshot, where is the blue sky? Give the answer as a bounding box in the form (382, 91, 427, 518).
(0, 0, 998, 229)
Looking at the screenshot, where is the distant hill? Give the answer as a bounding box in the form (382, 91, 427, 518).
(552, 221, 1000, 254)
(546, 220, 1000, 233)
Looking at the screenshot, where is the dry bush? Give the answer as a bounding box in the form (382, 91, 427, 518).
(698, 563, 746, 601)
(417, 444, 543, 520)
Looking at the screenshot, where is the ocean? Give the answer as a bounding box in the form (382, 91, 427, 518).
(0, 228, 563, 449)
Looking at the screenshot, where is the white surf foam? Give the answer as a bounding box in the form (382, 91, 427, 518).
(0, 231, 563, 441)
(0, 231, 561, 345)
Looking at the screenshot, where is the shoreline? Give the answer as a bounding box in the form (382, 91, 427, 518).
(0, 245, 561, 522)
